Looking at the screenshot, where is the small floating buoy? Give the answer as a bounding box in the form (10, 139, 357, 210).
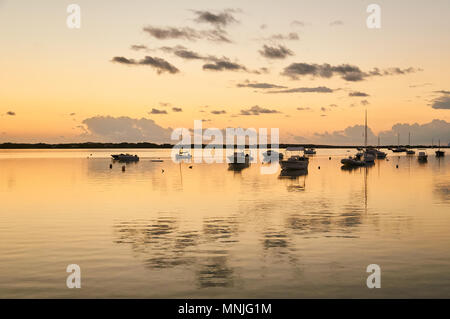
(318, 166, 321, 169)
(329, 157, 331, 160)
(161, 169, 164, 173)
(122, 165, 126, 172)
(189, 166, 193, 169)
(109, 164, 112, 169)
(396, 165, 398, 168)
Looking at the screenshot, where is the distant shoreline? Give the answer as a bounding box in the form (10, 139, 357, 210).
(0, 142, 447, 149)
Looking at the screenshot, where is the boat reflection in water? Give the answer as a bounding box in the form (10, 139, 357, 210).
(279, 168, 308, 179)
(279, 168, 307, 191)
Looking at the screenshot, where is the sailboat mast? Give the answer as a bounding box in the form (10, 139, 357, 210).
(409, 132, 411, 146)
(364, 109, 367, 148)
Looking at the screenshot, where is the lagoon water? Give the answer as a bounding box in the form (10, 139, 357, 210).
(0, 149, 449, 298)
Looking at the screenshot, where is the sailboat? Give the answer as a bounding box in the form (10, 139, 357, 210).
(392, 133, 406, 152)
(436, 140, 445, 157)
(370, 136, 387, 159)
(341, 110, 373, 167)
(362, 110, 375, 163)
(406, 132, 415, 155)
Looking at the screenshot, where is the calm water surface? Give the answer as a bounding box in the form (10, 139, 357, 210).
(0, 149, 449, 298)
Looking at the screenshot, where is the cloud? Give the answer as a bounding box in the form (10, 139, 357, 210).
(236, 80, 287, 89)
(130, 44, 148, 51)
(266, 32, 299, 41)
(193, 9, 239, 27)
(172, 107, 183, 112)
(409, 83, 432, 88)
(239, 105, 280, 115)
(259, 45, 293, 59)
(6, 111, 16, 116)
(330, 20, 344, 26)
(111, 56, 179, 74)
(69, 112, 76, 116)
(80, 116, 172, 143)
(211, 110, 226, 114)
(361, 100, 370, 106)
(281, 62, 421, 81)
(349, 91, 370, 97)
(143, 26, 231, 43)
(203, 58, 248, 72)
(111, 56, 135, 64)
(149, 108, 168, 114)
(431, 93, 450, 109)
(434, 90, 450, 94)
(297, 107, 311, 111)
(291, 20, 306, 27)
(268, 86, 334, 93)
(174, 49, 204, 60)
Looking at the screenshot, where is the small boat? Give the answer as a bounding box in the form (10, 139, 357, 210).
(363, 152, 375, 163)
(435, 140, 445, 157)
(228, 152, 252, 170)
(280, 147, 309, 170)
(365, 148, 386, 159)
(436, 150, 445, 157)
(418, 151, 428, 162)
(175, 150, 192, 161)
(262, 150, 283, 162)
(304, 148, 316, 155)
(392, 133, 406, 152)
(111, 153, 139, 162)
(227, 151, 253, 164)
(406, 133, 415, 155)
(341, 156, 365, 167)
(375, 150, 387, 159)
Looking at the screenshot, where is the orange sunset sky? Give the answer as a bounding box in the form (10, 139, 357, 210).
(1, 0, 449, 145)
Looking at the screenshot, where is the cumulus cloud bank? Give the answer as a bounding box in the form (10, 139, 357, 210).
(80, 116, 172, 143)
(300, 119, 449, 145)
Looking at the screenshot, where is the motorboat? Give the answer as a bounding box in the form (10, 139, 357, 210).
(175, 150, 192, 161)
(341, 156, 365, 167)
(227, 151, 254, 164)
(375, 149, 387, 159)
(418, 151, 428, 162)
(111, 153, 139, 162)
(392, 147, 406, 153)
(228, 152, 252, 170)
(280, 147, 309, 170)
(280, 155, 309, 170)
(365, 148, 386, 159)
(363, 152, 375, 163)
(304, 148, 316, 155)
(406, 149, 415, 155)
(262, 150, 283, 162)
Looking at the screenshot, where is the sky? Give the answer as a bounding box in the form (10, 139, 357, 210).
(0, 0, 449, 145)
